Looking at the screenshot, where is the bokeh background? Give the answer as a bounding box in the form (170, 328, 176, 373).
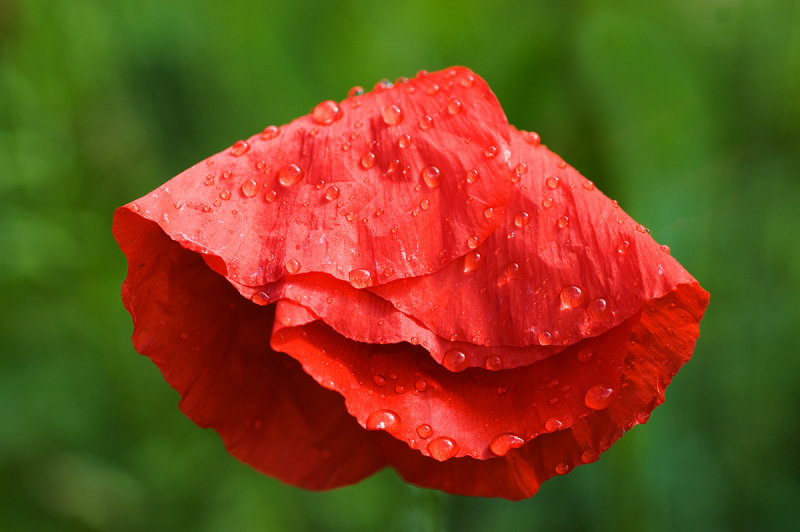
(2, 0, 798, 530)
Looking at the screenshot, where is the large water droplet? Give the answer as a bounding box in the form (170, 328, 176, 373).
(483, 207, 495, 219)
(545, 176, 560, 189)
(324, 186, 340, 201)
(360, 152, 377, 169)
(427, 436, 458, 461)
(538, 330, 553, 345)
(241, 179, 259, 197)
(419, 115, 434, 129)
(581, 449, 599, 463)
(285, 259, 300, 274)
(587, 298, 610, 321)
(366, 409, 399, 432)
(349, 269, 373, 289)
(542, 197, 553, 209)
(372, 374, 386, 387)
(447, 98, 463, 114)
(618, 240, 630, 254)
(264, 189, 278, 202)
(465, 168, 479, 183)
(490, 433, 525, 456)
(416, 424, 433, 438)
(584, 384, 614, 410)
(382, 104, 404, 125)
(560, 285, 585, 309)
(251, 291, 270, 305)
(544, 418, 563, 432)
(278, 164, 304, 187)
(442, 348, 469, 372)
(421, 165, 441, 188)
(555, 463, 570, 475)
(466, 235, 479, 249)
(557, 215, 570, 229)
(514, 211, 530, 228)
(484, 145, 497, 158)
(484, 355, 502, 370)
(311, 100, 342, 125)
(463, 250, 482, 273)
(398, 134, 413, 148)
(515, 163, 528, 178)
(231, 140, 250, 156)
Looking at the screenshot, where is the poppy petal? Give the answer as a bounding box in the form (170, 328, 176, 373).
(371, 283, 708, 500)
(112, 208, 384, 489)
(122, 67, 512, 290)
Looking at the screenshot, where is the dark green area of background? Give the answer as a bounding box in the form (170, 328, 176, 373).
(1, 1, 798, 530)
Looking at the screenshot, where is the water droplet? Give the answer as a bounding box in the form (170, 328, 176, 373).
(360, 152, 377, 169)
(557, 215, 569, 229)
(251, 291, 270, 305)
(421, 165, 441, 188)
(443, 348, 469, 372)
(460, 74, 475, 87)
(585, 384, 614, 410)
(661, 244, 671, 254)
(349, 269, 373, 289)
(542, 197, 553, 209)
(538, 331, 553, 345)
(581, 449, 599, 463)
(483, 207, 495, 219)
(311, 100, 342, 125)
(204, 174, 215, 186)
(202, 205, 211, 213)
(427, 436, 458, 461)
(484, 355, 502, 370)
(484, 145, 497, 158)
(344, 211, 355, 221)
(583, 180, 595, 190)
(398, 134, 413, 148)
(446, 98, 463, 114)
(366, 409, 399, 432)
(231, 140, 250, 156)
(420, 198, 431, 210)
(394, 384, 405, 394)
(262, 125, 280, 140)
(372, 374, 386, 387)
(348, 86, 364, 98)
(416, 424, 433, 438)
(636, 411, 651, 424)
(419, 115, 434, 129)
(415, 379, 427, 392)
(465, 168, 480, 183)
(462, 251, 482, 273)
(587, 298, 610, 321)
(278, 164, 304, 186)
(556, 160, 567, 169)
(560, 285, 585, 309)
(490, 433, 525, 456)
(545, 418, 563, 432)
(264, 190, 278, 202)
(219, 189, 231, 200)
(425, 83, 440, 95)
(545, 176, 560, 189)
(618, 240, 630, 254)
(577, 348, 594, 363)
(382, 104, 404, 125)
(514, 212, 530, 228)
(321, 186, 340, 202)
(555, 463, 570, 475)
(241, 179, 258, 197)
(466, 235, 479, 249)
(523, 131, 541, 145)
(285, 259, 300, 274)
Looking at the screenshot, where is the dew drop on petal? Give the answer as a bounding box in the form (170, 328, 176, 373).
(416, 424, 433, 439)
(587, 298, 610, 321)
(278, 163, 304, 186)
(360, 152, 377, 169)
(513, 211, 530, 228)
(463, 251, 482, 273)
(420, 198, 431, 210)
(557, 215, 570, 229)
(661, 244, 671, 254)
(311, 100, 342, 125)
(545, 176, 560, 189)
(542, 197, 553, 209)
(466, 235, 479, 249)
(584, 384, 614, 410)
(285, 259, 300, 274)
(366, 409, 399, 432)
(446, 98, 463, 114)
(484, 355, 502, 370)
(515, 163, 528, 178)
(581, 449, 599, 463)
(560, 285, 585, 309)
(523, 131, 541, 145)
(219, 189, 231, 200)
(484, 145, 497, 158)
(262, 125, 280, 140)
(460, 74, 475, 87)
(427, 437, 458, 461)
(415, 379, 428, 392)
(372, 374, 386, 387)
(538, 330, 553, 345)
(348, 269, 373, 289)
(348, 86, 364, 98)
(442, 349, 469, 372)
(545, 418, 563, 432)
(231, 140, 250, 156)
(490, 433, 525, 456)
(419, 115, 434, 129)
(421, 165, 441, 188)
(555, 463, 571, 475)
(381, 104, 404, 125)
(577, 348, 594, 363)
(583, 180, 595, 190)
(398, 134, 413, 148)
(241, 179, 259, 197)
(465, 168, 480, 183)
(251, 291, 270, 305)
(483, 207, 495, 219)
(264, 190, 278, 202)
(618, 240, 630, 254)
(324, 186, 340, 201)
(204, 174, 215, 186)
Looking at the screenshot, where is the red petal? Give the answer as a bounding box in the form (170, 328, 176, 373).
(112, 208, 384, 489)
(270, 300, 633, 460)
(124, 67, 511, 289)
(369, 126, 697, 368)
(371, 283, 709, 499)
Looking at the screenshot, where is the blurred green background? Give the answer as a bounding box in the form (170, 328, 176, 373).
(1, 0, 798, 530)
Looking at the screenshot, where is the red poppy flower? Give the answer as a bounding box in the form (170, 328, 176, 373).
(113, 67, 708, 499)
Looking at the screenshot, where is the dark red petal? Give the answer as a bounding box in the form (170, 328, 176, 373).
(373, 283, 709, 500)
(369, 126, 697, 367)
(123, 67, 512, 288)
(270, 301, 633, 460)
(112, 208, 384, 489)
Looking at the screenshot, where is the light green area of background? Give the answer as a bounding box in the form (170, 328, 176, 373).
(1, 1, 798, 530)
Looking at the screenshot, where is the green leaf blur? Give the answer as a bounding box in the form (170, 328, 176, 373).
(1, 1, 798, 530)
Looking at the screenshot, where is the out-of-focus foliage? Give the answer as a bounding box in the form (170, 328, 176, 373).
(1, 1, 798, 530)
